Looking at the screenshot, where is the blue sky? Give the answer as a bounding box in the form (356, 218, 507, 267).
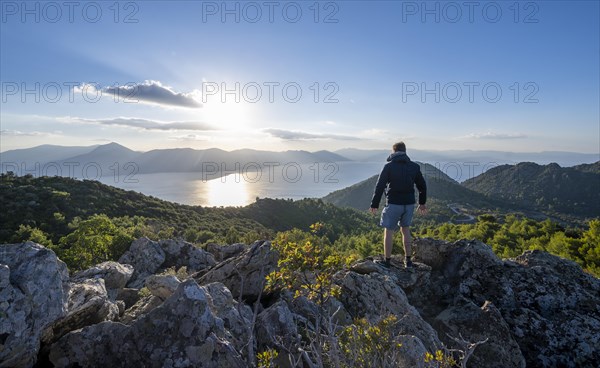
(1, 0, 599, 153)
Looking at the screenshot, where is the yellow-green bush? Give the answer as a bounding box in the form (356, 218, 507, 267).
(338, 314, 403, 368)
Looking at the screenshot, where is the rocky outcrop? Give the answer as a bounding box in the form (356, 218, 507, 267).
(0, 242, 69, 368)
(119, 238, 216, 288)
(500, 251, 600, 368)
(335, 268, 442, 353)
(2, 237, 598, 368)
(49, 280, 247, 368)
(411, 238, 600, 368)
(433, 300, 526, 368)
(197, 240, 277, 301)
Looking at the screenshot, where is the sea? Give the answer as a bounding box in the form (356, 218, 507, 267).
(96, 162, 385, 207)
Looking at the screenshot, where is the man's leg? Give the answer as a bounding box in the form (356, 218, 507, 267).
(400, 226, 411, 257)
(384, 228, 394, 259)
(401, 226, 413, 267)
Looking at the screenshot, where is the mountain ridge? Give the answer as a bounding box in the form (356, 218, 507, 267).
(334, 148, 600, 168)
(323, 160, 600, 225)
(0, 143, 354, 176)
(463, 161, 600, 220)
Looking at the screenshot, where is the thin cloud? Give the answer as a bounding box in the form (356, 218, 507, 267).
(463, 131, 528, 140)
(263, 128, 361, 141)
(75, 80, 202, 108)
(361, 128, 393, 138)
(168, 134, 209, 142)
(0, 129, 58, 137)
(65, 117, 216, 131)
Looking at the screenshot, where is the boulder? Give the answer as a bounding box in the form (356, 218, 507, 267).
(395, 335, 429, 368)
(433, 300, 526, 368)
(335, 270, 442, 353)
(203, 282, 253, 356)
(377, 256, 433, 290)
(284, 292, 352, 328)
(159, 239, 217, 272)
(120, 295, 163, 325)
(119, 237, 166, 288)
(205, 242, 247, 262)
(197, 240, 277, 301)
(116, 300, 126, 316)
(349, 259, 380, 274)
(414, 239, 501, 283)
(66, 278, 119, 320)
(72, 261, 134, 300)
(119, 238, 217, 289)
(0, 242, 69, 368)
(255, 301, 301, 367)
(412, 238, 453, 269)
(116, 287, 141, 309)
(41, 278, 119, 346)
(145, 274, 181, 300)
(49, 280, 247, 368)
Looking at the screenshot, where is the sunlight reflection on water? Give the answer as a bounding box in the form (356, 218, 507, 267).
(204, 174, 251, 207)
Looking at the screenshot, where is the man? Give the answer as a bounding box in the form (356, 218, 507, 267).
(369, 141, 427, 268)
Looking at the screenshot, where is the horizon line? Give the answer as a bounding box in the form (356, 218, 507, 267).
(2, 141, 599, 156)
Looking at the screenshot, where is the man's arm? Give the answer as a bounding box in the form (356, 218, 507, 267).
(370, 165, 390, 209)
(414, 168, 428, 214)
(415, 168, 427, 205)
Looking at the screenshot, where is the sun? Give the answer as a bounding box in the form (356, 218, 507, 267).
(202, 98, 254, 132)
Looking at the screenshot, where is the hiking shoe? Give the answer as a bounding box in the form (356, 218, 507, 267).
(404, 258, 413, 268)
(374, 259, 391, 268)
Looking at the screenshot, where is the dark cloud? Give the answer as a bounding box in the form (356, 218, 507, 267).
(95, 80, 201, 108)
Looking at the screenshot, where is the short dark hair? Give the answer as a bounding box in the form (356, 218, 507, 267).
(392, 142, 406, 152)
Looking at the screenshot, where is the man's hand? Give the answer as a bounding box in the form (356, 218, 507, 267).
(417, 204, 428, 215)
(369, 208, 378, 215)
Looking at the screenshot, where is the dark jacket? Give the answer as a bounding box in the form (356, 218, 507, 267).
(370, 152, 427, 208)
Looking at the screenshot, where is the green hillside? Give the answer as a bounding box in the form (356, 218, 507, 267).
(322, 162, 510, 224)
(0, 173, 376, 247)
(463, 162, 600, 222)
(573, 161, 600, 174)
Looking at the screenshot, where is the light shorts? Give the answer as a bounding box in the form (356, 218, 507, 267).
(380, 204, 415, 230)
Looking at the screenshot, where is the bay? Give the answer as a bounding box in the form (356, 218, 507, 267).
(96, 162, 385, 207)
